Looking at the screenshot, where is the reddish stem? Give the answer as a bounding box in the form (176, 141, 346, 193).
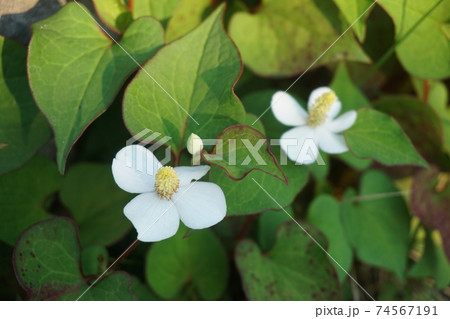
(236, 215, 257, 240)
(423, 79, 430, 103)
(128, 0, 134, 11)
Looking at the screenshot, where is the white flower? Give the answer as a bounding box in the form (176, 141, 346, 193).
(271, 87, 357, 165)
(111, 145, 226, 242)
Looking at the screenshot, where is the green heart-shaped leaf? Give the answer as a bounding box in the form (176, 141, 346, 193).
(13, 217, 136, 300)
(28, 2, 164, 173)
(145, 227, 228, 300)
(341, 170, 410, 279)
(345, 108, 428, 167)
(235, 221, 341, 300)
(123, 5, 245, 154)
(203, 125, 287, 183)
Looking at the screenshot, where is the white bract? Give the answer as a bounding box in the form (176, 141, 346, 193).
(112, 145, 226, 242)
(271, 87, 357, 165)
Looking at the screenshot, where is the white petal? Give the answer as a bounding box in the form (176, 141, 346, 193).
(280, 126, 319, 165)
(124, 192, 180, 242)
(317, 128, 349, 154)
(324, 111, 357, 133)
(172, 182, 226, 229)
(271, 91, 308, 126)
(174, 165, 210, 187)
(112, 145, 162, 193)
(307, 87, 341, 120)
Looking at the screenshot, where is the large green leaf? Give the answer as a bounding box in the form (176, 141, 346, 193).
(378, 0, 450, 79)
(0, 157, 61, 245)
(229, 0, 370, 77)
(133, 0, 181, 28)
(60, 163, 133, 247)
(203, 125, 287, 183)
(0, 37, 50, 175)
(374, 96, 448, 168)
(28, 2, 164, 173)
(13, 217, 135, 300)
(345, 108, 427, 167)
(306, 195, 353, 282)
(235, 221, 341, 300)
(123, 5, 245, 154)
(145, 227, 228, 300)
(411, 167, 450, 262)
(341, 170, 410, 279)
(333, 0, 374, 42)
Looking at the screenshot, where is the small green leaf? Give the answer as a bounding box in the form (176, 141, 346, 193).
(210, 152, 308, 216)
(345, 108, 428, 167)
(92, 0, 132, 32)
(378, 0, 450, 79)
(123, 5, 245, 154)
(13, 217, 136, 300)
(60, 163, 133, 247)
(374, 96, 448, 168)
(411, 167, 450, 262)
(409, 233, 450, 290)
(341, 170, 410, 279)
(306, 195, 353, 282)
(145, 227, 228, 300)
(229, 0, 370, 77)
(0, 36, 50, 175)
(203, 125, 287, 183)
(0, 157, 61, 245)
(333, 0, 374, 42)
(133, 0, 181, 28)
(165, 0, 212, 42)
(28, 2, 164, 172)
(235, 221, 341, 300)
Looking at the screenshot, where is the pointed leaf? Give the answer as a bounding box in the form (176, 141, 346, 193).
(123, 5, 245, 154)
(203, 125, 287, 183)
(28, 2, 164, 172)
(345, 108, 428, 167)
